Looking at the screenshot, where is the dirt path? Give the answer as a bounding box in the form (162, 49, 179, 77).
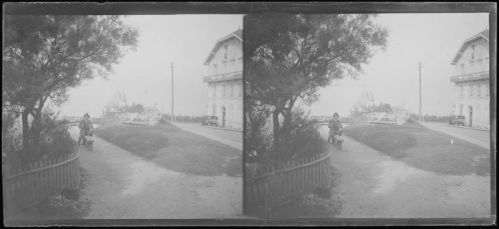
(70, 127, 242, 219)
(319, 127, 491, 218)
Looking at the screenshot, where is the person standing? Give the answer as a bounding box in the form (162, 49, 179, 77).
(328, 113, 342, 144)
(78, 113, 94, 145)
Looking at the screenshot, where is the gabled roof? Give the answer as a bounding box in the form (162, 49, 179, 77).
(204, 29, 242, 65)
(451, 29, 489, 65)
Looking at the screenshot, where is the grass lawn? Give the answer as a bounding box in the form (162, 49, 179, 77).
(94, 122, 241, 177)
(343, 124, 490, 176)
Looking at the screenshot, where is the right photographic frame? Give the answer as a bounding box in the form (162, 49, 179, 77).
(243, 12, 495, 221)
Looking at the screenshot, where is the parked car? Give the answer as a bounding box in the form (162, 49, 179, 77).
(202, 116, 218, 126)
(449, 115, 465, 126)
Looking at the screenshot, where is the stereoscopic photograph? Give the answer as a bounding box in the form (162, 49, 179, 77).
(3, 14, 244, 220)
(244, 13, 493, 219)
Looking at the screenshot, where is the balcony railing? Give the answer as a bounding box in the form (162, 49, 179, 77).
(450, 71, 489, 83)
(203, 71, 242, 82)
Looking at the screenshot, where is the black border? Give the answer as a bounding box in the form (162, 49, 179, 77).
(2, 1, 497, 227)
(2, 2, 497, 15)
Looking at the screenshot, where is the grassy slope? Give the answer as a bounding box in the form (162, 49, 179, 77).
(94, 123, 241, 177)
(343, 124, 490, 176)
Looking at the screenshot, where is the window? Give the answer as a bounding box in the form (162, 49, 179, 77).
(224, 45, 228, 59)
(477, 83, 481, 96)
(459, 85, 464, 96)
(471, 45, 475, 60)
(212, 105, 216, 116)
(469, 84, 473, 96)
(213, 85, 217, 97)
(229, 84, 234, 97)
(459, 104, 463, 115)
(213, 63, 218, 74)
(221, 85, 226, 97)
(485, 83, 489, 96)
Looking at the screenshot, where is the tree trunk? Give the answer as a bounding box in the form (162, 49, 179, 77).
(281, 108, 292, 133)
(21, 109, 30, 153)
(30, 97, 46, 145)
(280, 96, 296, 136)
(272, 109, 280, 147)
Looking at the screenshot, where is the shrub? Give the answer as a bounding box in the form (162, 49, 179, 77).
(2, 112, 23, 165)
(2, 109, 76, 168)
(272, 110, 327, 162)
(245, 107, 273, 163)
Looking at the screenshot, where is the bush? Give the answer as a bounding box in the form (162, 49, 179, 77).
(2, 112, 23, 164)
(245, 107, 273, 163)
(2, 108, 76, 168)
(272, 110, 327, 162)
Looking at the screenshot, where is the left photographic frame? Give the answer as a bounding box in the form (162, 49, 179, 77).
(2, 8, 244, 224)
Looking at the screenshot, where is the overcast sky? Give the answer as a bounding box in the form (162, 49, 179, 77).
(56, 13, 489, 118)
(308, 13, 489, 117)
(57, 15, 243, 117)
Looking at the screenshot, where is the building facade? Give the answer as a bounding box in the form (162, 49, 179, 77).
(203, 29, 243, 130)
(450, 30, 490, 129)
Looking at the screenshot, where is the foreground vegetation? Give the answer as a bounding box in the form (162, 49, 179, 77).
(95, 122, 241, 177)
(4, 168, 91, 221)
(343, 124, 490, 176)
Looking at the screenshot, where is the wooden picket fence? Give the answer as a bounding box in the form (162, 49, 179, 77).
(2, 147, 80, 210)
(245, 150, 331, 215)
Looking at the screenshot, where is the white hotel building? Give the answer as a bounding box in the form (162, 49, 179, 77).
(203, 29, 243, 130)
(450, 30, 490, 129)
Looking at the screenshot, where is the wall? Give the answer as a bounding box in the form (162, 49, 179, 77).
(208, 38, 243, 75)
(205, 36, 243, 129)
(452, 38, 490, 129)
(454, 39, 489, 75)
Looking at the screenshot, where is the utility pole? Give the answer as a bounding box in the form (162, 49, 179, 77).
(171, 62, 175, 122)
(419, 62, 422, 123)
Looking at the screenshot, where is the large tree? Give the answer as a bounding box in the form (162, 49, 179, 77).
(245, 14, 388, 147)
(2, 15, 138, 153)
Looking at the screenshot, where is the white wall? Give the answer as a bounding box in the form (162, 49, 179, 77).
(454, 79, 490, 128)
(205, 36, 243, 129)
(455, 39, 489, 75)
(452, 37, 490, 129)
(208, 38, 243, 75)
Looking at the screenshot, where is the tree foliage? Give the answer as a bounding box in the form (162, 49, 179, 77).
(245, 13, 388, 147)
(2, 15, 138, 153)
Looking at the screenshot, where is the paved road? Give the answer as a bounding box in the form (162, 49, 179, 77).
(422, 122, 492, 150)
(171, 122, 242, 151)
(320, 126, 491, 218)
(69, 126, 243, 219)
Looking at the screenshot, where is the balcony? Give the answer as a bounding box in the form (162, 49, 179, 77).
(450, 71, 489, 83)
(203, 71, 242, 83)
